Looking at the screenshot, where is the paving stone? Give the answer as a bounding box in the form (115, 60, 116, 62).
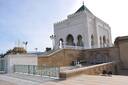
(1, 74, 128, 85)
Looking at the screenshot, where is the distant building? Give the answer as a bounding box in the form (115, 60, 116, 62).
(54, 4, 112, 49)
(5, 54, 37, 73)
(2, 47, 36, 73)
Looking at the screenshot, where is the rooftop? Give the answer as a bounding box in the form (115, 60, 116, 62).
(75, 4, 92, 14)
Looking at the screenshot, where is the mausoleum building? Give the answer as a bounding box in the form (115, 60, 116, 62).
(54, 4, 112, 49)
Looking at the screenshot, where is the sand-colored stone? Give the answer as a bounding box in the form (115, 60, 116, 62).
(0, 80, 16, 85)
(115, 36, 128, 69)
(37, 36, 128, 78)
(59, 62, 114, 79)
(43, 75, 128, 85)
(38, 48, 119, 67)
(38, 49, 81, 66)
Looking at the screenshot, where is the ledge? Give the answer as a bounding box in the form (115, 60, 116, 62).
(59, 62, 115, 79)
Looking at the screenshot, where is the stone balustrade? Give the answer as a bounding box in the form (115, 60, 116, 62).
(59, 62, 115, 79)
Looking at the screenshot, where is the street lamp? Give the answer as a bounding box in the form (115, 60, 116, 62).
(50, 35, 56, 50)
(35, 48, 38, 52)
(23, 41, 28, 50)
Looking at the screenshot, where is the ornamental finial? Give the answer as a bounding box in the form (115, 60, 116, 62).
(83, 1, 84, 5)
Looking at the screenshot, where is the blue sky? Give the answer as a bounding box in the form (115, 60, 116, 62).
(0, 0, 78, 53)
(0, 0, 128, 53)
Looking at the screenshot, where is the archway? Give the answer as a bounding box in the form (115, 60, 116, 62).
(100, 36, 102, 47)
(103, 36, 106, 47)
(66, 34, 74, 46)
(107, 39, 109, 47)
(91, 35, 94, 48)
(77, 35, 84, 46)
(59, 38, 63, 48)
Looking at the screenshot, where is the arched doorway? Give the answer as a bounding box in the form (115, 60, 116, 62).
(77, 35, 84, 46)
(59, 38, 63, 48)
(103, 36, 106, 47)
(100, 36, 102, 47)
(91, 35, 94, 48)
(66, 34, 75, 46)
(107, 39, 109, 47)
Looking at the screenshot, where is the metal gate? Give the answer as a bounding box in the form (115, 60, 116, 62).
(14, 65, 60, 79)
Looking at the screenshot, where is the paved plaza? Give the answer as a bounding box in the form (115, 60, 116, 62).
(0, 80, 16, 85)
(0, 74, 51, 85)
(0, 74, 128, 85)
(44, 75, 128, 85)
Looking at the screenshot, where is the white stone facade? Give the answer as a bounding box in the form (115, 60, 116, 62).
(5, 54, 38, 73)
(54, 5, 112, 49)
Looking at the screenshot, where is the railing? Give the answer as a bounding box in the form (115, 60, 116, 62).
(14, 65, 60, 79)
(41, 49, 59, 56)
(63, 45, 84, 50)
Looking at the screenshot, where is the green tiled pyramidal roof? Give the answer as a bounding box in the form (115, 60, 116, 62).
(75, 4, 92, 14)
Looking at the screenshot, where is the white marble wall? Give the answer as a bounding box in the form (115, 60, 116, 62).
(54, 9, 112, 49)
(5, 54, 38, 73)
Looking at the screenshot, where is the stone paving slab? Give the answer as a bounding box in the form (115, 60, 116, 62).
(6, 73, 55, 83)
(1, 74, 128, 85)
(0, 74, 40, 85)
(0, 80, 16, 85)
(43, 75, 128, 85)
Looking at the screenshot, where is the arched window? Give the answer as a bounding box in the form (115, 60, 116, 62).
(59, 38, 63, 48)
(66, 34, 75, 46)
(107, 39, 109, 47)
(103, 36, 106, 47)
(100, 36, 102, 47)
(91, 35, 94, 48)
(77, 35, 84, 46)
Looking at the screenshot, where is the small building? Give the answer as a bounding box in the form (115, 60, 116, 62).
(1, 47, 37, 73)
(114, 36, 128, 69)
(5, 54, 38, 73)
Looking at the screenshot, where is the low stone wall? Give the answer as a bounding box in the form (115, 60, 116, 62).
(59, 62, 115, 79)
(38, 49, 81, 66)
(38, 48, 119, 67)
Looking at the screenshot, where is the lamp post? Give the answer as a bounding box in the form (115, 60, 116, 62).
(23, 41, 28, 50)
(35, 48, 38, 52)
(50, 35, 56, 50)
